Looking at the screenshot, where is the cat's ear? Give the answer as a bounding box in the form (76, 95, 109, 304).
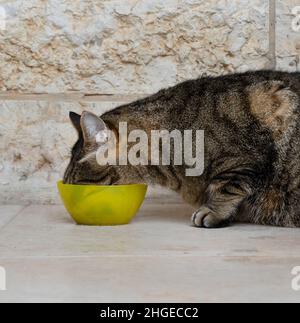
(69, 111, 82, 134)
(80, 111, 109, 145)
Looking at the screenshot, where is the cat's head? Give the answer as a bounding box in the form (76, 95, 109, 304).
(63, 111, 121, 185)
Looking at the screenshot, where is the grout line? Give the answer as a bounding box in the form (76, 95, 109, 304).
(0, 205, 29, 232)
(0, 93, 147, 102)
(269, 0, 277, 70)
(0, 254, 300, 261)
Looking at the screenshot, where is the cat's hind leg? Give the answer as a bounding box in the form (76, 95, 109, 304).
(244, 188, 300, 228)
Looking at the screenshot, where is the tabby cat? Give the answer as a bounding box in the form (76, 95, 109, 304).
(64, 70, 300, 228)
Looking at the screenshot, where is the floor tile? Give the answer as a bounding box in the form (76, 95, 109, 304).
(0, 203, 300, 258)
(0, 256, 299, 303)
(0, 205, 24, 230)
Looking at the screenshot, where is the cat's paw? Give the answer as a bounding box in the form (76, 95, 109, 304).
(191, 206, 228, 228)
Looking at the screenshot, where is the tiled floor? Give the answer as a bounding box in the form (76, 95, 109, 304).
(0, 201, 300, 303)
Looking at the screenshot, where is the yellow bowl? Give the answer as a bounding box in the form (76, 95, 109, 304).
(57, 181, 147, 226)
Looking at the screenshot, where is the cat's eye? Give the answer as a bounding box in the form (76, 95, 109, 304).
(221, 184, 240, 195)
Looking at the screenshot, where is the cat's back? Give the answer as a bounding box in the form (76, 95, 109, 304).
(177, 71, 300, 169)
(181, 71, 300, 133)
(178, 70, 300, 94)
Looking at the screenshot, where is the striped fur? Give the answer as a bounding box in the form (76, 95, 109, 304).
(64, 70, 300, 228)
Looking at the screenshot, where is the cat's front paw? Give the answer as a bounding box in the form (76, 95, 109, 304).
(191, 206, 228, 228)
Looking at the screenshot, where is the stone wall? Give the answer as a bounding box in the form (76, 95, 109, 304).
(276, 0, 300, 71)
(0, 0, 299, 204)
(0, 0, 270, 93)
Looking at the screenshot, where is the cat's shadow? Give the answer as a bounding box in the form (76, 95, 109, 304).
(58, 201, 193, 226)
(134, 202, 194, 225)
